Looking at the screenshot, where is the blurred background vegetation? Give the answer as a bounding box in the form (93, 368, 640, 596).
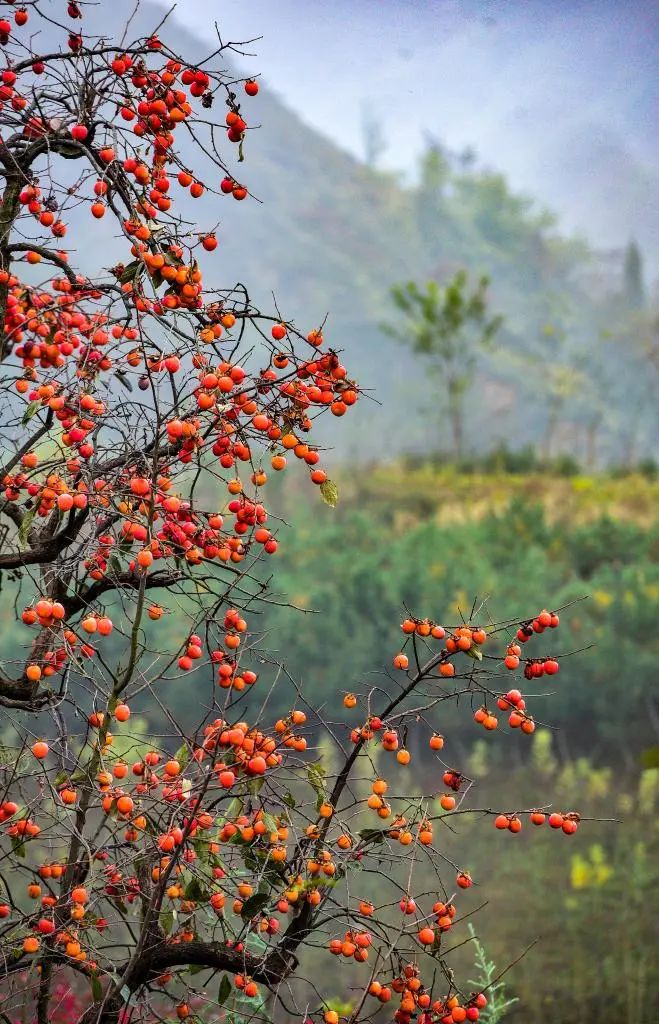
(3, 2, 658, 1018)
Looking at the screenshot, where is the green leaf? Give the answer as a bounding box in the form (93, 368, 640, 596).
(10, 835, 26, 859)
(283, 791, 296, 809)
(184, 877, 209, 902)
(320, 479, 339, 507)
(0, 743, 17, 765)
(246, 776, 263, 796)
(107, 552, 123, 577)
(173, 743, 190, 770)
(18, 507, 36, 548)
(159, 908, 174, 935)
(119, 261, 141, 284)
(224, 797, 243, 820)
(218, 975, 232, 1005)
(22, 400, 41, 425)
(358, 828, 386, 844)
(466, 646, 483, 661)
(306, 762, 326, 809)
(261, 812, 278, 834)
(240, 892, 270, 918)
(244, 930, 269, 955)
(193, 838, 211, 864)
(188, 963, 205, 975)
(89, 973, 103, 1002)
(238, 843, 259, 872)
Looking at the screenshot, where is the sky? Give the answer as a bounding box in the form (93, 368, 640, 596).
(169, 0, 659, 268)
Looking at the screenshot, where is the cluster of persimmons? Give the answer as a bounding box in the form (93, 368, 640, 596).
(1, 602, 582, 1024)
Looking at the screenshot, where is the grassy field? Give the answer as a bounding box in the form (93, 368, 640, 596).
(336, 462, 659, 527)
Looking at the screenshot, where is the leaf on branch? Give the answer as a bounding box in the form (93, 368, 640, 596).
(18, 507, 36, 548)
(21, 400, 41, 425)
(10, 835, 26, 859)
(261, 812, 278, 834)
(306, 761, 326, 809)
(114, 370, 133, 392)
(184, 877, 210, 902)
(193, 838, 211, 865)
(239, 844, 259, 872)
(244, 930, 269, 955)
(358, 828, 386, 844)
(89, 972, 103, 1002)
(320, 479, 339, 507)
(0, 743, 18, 765)
(240, 891, 270, 918)
(224, 796, 243, 821)
(466, 646, 483, 661)
(159, 908, 174, 935)
(119, 260, 141, 284)
(218, 975, 232, 1005)
(107, 552, 123, 576)
(174, 742, 190, 770)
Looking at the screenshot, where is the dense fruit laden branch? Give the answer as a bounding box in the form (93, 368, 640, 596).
(0, 600, 601, 1024)
(0, 5, 357, 710)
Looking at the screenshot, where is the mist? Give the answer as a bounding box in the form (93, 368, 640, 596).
(171, 0, 659, 271)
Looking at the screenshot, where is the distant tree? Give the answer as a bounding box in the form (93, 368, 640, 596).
(386, 272, 502, 455)
(623, 240, 645, 309)
(542, 363, 583, 460)
(610, 306, 659, 462)
(458, 145, 477, 171)
(531, 318, 585, 461)
(360, 103, 387, 168)
(414, 141, 452, 247)
(573, 340, 609, 470)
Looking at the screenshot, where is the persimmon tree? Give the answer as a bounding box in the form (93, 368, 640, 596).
(0, 6, 599, 1024)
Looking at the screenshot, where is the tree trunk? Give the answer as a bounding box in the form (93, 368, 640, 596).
(585, 417, 600, 470)
(543, 407, 558, 460)
(447, 388, 463, 458)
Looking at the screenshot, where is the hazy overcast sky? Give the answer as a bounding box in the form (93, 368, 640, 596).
(171, 0, 658, 260)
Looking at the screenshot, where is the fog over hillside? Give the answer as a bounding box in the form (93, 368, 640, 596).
(172, 0, 659, 272)
(30, 0, 658, 464)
